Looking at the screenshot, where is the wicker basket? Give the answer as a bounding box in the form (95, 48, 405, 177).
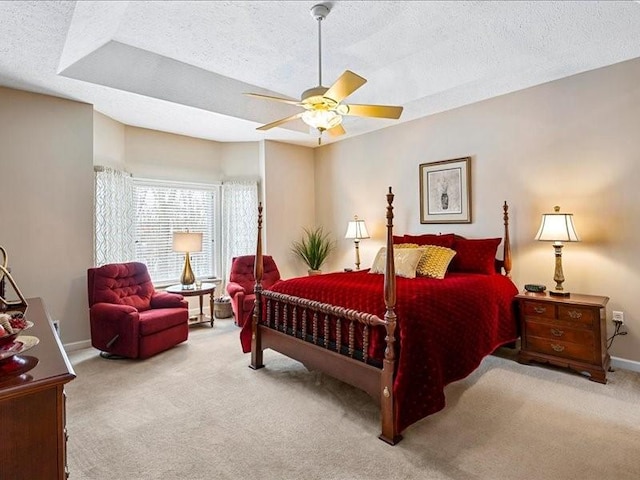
(214, 300, 233, 319)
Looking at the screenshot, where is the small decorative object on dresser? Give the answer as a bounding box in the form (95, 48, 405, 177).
(0, 245, 28, 310)
(516, 292, 609, 383)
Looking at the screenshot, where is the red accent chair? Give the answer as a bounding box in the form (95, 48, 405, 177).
(226, 255, 281, 327)
(88, 262, 189, 359)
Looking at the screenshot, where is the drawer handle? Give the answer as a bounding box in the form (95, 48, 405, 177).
(550, 343, 565, 352)
(533, 306, 546, 314)
(567, 310, 583, 319)
(550, 328, 564, 337)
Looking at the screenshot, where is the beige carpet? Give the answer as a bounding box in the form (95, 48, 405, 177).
(67, 319, 640, 480)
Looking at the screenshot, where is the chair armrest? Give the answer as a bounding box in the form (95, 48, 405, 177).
(90, 302, 138, 318)
(151, 291, 188, 309)
(226, 282, 247, 298)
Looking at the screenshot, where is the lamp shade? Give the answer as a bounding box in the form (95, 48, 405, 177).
(172, 232, 203, 253)
(535, 206, 580, 242)
(345, 216, 370, 240)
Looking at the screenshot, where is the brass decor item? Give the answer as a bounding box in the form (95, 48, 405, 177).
(246, 4, 403, 144)
(172, 232, 203, 289)
(0, 246, 28, 310)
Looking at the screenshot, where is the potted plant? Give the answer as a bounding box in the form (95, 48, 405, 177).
(291, 227, 335, 275)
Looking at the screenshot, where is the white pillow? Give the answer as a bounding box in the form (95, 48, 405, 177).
(369, 247, 424, 279)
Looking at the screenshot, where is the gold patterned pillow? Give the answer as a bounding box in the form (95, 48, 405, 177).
(396, 243, 456, 279)
(369, 247, 424, 279)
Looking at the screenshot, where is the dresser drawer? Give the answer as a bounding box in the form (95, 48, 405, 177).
(558, 305, 596, 326)
(523, 301, 555, 320)
(527, 336, 595, 363)
(525, 320, 594, 345)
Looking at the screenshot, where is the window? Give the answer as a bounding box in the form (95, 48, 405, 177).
(133, 179, 220, 284)
(94, 166, 259, 285)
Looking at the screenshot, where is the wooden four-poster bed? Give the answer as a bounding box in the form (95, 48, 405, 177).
(242, 187, 517, 444)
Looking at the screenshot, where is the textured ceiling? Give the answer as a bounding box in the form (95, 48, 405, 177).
(1, 1, 639, 148)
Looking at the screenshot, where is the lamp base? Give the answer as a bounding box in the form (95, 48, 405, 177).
(549, 290, 571, 297)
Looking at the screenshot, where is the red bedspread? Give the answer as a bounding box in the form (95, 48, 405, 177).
(242, 270, 518, 433)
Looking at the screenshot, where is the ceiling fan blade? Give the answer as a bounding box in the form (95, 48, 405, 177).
(327, 124, 346, 137)
(344, 104, 403, 119)
(245, 92, 301, 106)
(324, 70, 367, 103)
(256, 112, 304, 131)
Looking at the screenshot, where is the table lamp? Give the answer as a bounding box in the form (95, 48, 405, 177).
(535, 206, 580, 297)
(345, 215, 370, 270)
(172, 231, 203, 289)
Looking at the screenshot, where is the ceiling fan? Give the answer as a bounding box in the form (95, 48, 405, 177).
(246, 3, 403, 144)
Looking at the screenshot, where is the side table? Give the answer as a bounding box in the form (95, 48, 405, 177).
(516, 291, 610, 383)
(166, 281, 221, 327)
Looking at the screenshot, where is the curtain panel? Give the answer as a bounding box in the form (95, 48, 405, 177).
(221, 181, 259, 286)
(94, 166, 135, 266)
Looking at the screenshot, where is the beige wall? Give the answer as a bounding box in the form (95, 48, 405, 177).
(220, 142, 260, 180)
(315, 58, 640, 363)
(261, 141, 316, 279)
(0, 87, 94, 344)
(124, 125, 223, 182)
(94, 111, 125, 169)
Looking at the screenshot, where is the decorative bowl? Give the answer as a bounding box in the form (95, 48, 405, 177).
(0, 313, 33, 347)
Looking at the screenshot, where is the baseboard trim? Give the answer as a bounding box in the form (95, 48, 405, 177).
(611, 356, 640, 373)
(64, 339, 92, 352)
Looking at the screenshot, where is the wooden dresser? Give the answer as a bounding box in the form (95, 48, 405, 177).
(516, 292, 609, 383)
(0, 298, 76, 479)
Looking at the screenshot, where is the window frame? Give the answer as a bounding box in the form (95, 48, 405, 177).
(132, 178, 222, 286)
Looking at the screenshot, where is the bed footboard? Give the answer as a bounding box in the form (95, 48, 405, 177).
(250, 188, 401, 444)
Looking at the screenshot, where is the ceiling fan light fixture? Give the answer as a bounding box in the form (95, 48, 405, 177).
(248, 3, 402, 139)
(302, 109, 343, 130)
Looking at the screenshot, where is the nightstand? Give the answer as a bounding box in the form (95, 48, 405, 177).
(516, 292, 610, 383)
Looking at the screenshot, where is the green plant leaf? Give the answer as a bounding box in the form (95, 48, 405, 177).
(291, 226, 335, 271)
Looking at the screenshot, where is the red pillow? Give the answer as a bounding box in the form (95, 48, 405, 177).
(450, 238, 501, 274)
(392, 235, 407, 244)
(403, 233, 455, 248)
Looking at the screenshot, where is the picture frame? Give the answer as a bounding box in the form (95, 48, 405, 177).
(419, 157, 471, 224)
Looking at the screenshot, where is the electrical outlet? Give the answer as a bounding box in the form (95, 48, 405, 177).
(612, 311, 624, 324)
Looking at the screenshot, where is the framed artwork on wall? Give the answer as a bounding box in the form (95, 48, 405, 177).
(419, 157, 471, 224)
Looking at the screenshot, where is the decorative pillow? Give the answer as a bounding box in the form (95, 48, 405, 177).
(416, 245, 457, 279)
(395, 243, 456, 279)
(403, 233, 455, 248)
(450, 238, 501, 274)
(369, 247, 424, 279)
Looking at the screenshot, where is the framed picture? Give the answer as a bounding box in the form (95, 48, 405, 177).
(419, 157, 471, 224)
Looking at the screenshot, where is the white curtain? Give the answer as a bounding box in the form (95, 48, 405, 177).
(221, 181, 259, 286)
(94, 166, 135, 266)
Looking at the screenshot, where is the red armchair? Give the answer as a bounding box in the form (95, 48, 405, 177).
(226, 255, 281, 327)
(88, 262, 189, 359)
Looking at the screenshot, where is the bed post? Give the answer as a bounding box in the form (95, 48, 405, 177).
(379, 187, 401, 445)
(250, 202, 265, 370)
(502, 201, 512, 277)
